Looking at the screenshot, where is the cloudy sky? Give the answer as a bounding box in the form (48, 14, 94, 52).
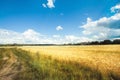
(0, 0, 120, 44)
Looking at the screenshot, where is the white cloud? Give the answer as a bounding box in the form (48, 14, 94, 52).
(111, 4, 120, 13)
(65, 35, 92, 43)
(22, 29, 40, 36)
(81, 4, 120, 40)
(47, 0, 55, 8)
(42, 0, 55, 8)
(22, 29, 42, 43)
(42, 3, 47, 8)
(0, 29, 25, 44)
(87, 17, 92, 23)
(56, 26, 63, 31)
(53, 35, 60, 38)
(0, 29, 91, 44)
(0, 29, 46, 44)
(82, 30, 91, 35)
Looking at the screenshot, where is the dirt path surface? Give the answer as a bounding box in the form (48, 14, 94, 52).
(0, 48, 25, 80)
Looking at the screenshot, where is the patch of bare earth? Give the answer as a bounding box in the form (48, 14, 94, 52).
(0, 51, 25, 80)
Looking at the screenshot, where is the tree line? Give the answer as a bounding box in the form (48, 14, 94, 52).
(0, 39, 120, 46)
(69, 39, 120, 45)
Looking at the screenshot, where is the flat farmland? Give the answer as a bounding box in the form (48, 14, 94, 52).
(0, 45, 120, 80)
(19, 45, 120, 80)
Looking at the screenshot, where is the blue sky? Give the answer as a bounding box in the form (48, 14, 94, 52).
(0, 0, 120, 44)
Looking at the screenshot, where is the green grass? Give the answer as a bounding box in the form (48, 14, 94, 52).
(0, 48, 120, 80)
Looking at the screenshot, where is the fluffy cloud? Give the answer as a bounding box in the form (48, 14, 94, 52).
(0, 29, 90, 44)
(47, 0, 55, 8)
(0, 29, 25, 44)
(56, 26, 63, 31)
(81, 4, 120, 40)
(42, 3, 47, 8)
(111, 4, 120, 13)
(53, 35, 60, 38)
(22, 29, 43, 43)
(0, 29, 47, 44)
(65, 35, 92, 43)
(42, 0, 55, 8)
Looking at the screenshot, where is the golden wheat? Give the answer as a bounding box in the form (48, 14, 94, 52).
(19, 45, 120, 75)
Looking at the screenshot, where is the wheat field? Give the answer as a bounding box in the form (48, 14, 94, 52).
(0, 45, 120, 80)
(19, 45, 120, 79)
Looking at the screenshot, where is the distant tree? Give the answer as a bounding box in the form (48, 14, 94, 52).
(100, 40, 112, 44)
(90, 41, 99, 45)
(113, 39, 120, 44)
